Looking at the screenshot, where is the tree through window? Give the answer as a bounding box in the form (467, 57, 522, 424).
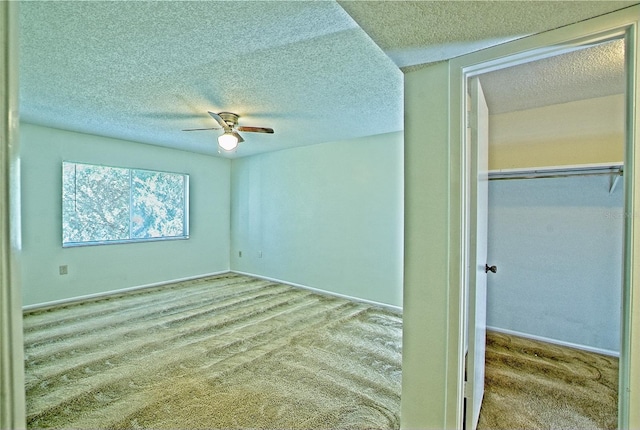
(62, 162, 189, 246)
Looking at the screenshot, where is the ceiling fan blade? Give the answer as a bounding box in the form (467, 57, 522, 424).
(237, 126, 274, 134)
(208, 111, 230, 130)
(182, 127, 221, 131)
(232, 131, 245, 143)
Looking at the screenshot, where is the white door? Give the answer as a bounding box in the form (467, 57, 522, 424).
(465, 76, 490, 430)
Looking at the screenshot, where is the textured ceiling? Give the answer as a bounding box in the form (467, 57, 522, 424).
(338, 1, 636, 68)
(481, 38, 627, 114)
(19, 1, 636, 158)
(339, 1, 632, 114)
(20, 1, 402, 157)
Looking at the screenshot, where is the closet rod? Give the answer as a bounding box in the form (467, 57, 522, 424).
(488, 163, 623, 181)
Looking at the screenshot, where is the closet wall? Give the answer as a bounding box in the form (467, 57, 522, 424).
(485, 94, 624, 355)
(486, 174, 623, 354)
(489, 94, 624, 170)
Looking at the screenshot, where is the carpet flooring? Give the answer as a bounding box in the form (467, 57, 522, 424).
(23, 273, 618, 429)
(478, 331, 619, 430)
(23, 273, 402, 429)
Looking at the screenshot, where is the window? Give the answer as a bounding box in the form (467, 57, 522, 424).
(62, 162, 189, 247)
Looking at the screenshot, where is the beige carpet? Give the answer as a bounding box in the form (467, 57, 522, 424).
(24, 273, 617, 429)
(23, 273, 402, 429)
(478, 331, 619, 430)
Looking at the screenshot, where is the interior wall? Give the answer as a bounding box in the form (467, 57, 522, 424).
(20, 123, 231, 306)
(487, 174, 624, 354)
(230, 131, 404, 308)
(401, 61, 451, 428)
(489, 94, 624, 169)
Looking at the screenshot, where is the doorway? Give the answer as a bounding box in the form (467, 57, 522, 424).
(459, 23, 636, 430)
(474, 37, 625, 428)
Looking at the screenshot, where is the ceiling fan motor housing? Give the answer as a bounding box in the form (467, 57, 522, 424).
(218, 112, 239, 128)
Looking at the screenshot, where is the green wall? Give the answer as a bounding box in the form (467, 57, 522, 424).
(230, 132, 404, 308)
(20, 124, 404, 309)
(20, 123, 231, 306)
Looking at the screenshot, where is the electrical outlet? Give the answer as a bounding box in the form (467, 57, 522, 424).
(258, 251, 263, 258)
(238, 251, 242, 257)
(59, 265, 68, 275)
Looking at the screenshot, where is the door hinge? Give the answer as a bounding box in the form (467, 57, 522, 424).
(463, 381, 472, 398)
(466, 110, 471, 129)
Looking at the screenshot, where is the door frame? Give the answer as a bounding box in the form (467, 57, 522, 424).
(447, 5, 639, 429)
(0, 1, 25, 428)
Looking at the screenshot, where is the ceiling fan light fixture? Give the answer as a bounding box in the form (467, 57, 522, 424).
(218, 132, 239, 151)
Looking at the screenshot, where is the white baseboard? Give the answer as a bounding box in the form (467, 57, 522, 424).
(487, 325, 619, 357)
(22, 270, 230, 312)
(231, 270, 403, 314)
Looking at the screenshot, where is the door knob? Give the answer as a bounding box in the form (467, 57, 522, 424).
(485, 264, 497, 274)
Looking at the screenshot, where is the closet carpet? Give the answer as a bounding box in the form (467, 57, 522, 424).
(478, 331, 619, 430)
(23, 273, 402, 429)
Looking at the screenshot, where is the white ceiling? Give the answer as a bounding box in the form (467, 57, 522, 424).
(19, 1, 636, 158)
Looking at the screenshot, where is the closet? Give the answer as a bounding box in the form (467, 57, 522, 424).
(485, 163, 624, 355)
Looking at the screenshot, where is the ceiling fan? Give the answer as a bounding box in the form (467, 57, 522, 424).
(183, 111, 274, 152)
